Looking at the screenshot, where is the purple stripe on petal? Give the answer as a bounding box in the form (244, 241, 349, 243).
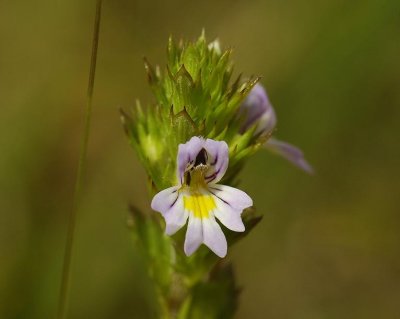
(205, 167, 221, 183)
(203, 139, 229, 184)
(169, 193, 179, 209)
(210, 154, 218, 166)
(265, 138, 314, 174)
(213, 195, 245, 232)
(208, 185, 253, 211)
(208, 188, 232, 208)
(164, 196, 188, 235)
(151, 186, 180, 215)
(151, 186, 189, 235)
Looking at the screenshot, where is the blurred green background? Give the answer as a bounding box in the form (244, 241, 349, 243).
(1, 0, 400, 318)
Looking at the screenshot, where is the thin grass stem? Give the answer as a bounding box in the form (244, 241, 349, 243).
(57, 1, 102, 318)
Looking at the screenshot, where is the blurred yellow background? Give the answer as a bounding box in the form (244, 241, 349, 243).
(1, 0, 399, 318)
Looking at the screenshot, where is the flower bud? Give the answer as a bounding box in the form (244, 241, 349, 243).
(240, 83, 313, 173)
(239, 83, 276, 135)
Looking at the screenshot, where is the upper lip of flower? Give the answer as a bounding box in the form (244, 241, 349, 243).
(177, 137, 229, 187)
(151, 136, 253, 258)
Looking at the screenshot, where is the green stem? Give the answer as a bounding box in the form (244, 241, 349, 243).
(57, 1, 102, 318)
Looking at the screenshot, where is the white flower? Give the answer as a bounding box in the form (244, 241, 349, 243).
(151, 137, 253, 258)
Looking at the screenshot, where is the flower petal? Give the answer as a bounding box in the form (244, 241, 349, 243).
(240, 83, 277, 134)
(208, 184, 253, 211)
(256, 104, 276, 135)
(177, 136, 205, 185)
(151, 187, 188, 235)
(164, 195, 188, 235)
(151, 186, 180, 215)
(202, 216, 227, 258)
(203, 139, 229, 184)
(184, 214, 203, 256)
(212, 196, 245, 232)
(265, 138, 314, 174)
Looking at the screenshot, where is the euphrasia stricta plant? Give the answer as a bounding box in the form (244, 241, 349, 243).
(121, 33, 311, 319)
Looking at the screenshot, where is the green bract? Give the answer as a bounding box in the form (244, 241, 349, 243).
(121, 33, 267, 192)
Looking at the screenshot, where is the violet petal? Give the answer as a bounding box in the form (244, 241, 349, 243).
(265, 138, 314, 174)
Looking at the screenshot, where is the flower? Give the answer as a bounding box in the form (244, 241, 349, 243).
(240, 83, 313, 173)
(151, 137, 253, 258)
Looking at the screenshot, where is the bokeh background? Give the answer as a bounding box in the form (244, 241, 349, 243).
(1, 0, 400, 318)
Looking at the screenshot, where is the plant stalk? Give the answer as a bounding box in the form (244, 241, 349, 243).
(57, 1, 102, 318)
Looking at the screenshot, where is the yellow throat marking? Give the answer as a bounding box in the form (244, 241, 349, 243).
(183, 194, 216, 219)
